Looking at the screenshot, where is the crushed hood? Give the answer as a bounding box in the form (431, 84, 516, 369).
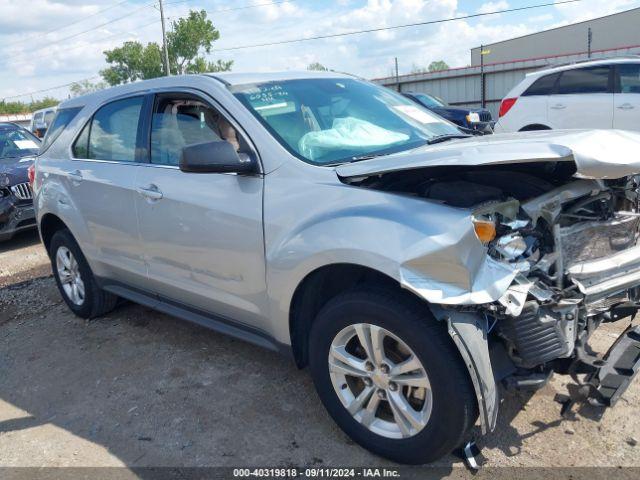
(336, 129, 640, 180)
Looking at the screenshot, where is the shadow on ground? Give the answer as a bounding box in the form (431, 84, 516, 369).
(0, 275, 638, 473)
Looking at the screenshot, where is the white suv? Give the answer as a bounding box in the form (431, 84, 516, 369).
(495, 57, 640, 132)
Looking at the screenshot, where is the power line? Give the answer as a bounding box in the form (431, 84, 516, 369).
(3, 0, 583, 101)
(164, 0, 298, 12)
(7, 18, 162, 68)
(2, 76, 103, 101)
(1, 1, 157, 63)
(215, 0, 582, 51)
(1, 0, 133, 50)
(1, 0, 302, 64)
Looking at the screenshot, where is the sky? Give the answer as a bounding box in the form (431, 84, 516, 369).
(1, 0, 639, 102)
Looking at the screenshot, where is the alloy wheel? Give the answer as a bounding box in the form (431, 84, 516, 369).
(328, 323, 432, 439)
(56, 246, 85, 306)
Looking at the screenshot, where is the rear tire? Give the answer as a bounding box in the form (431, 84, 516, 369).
(309, 288, 477, 464)
(49, 229, 118, 319)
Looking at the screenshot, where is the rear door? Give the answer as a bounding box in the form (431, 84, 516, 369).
(68, 94, 149, 287)
(613, 63, 640, 131)
(134, 89, 267, 329)
(547, 65, 613, 129)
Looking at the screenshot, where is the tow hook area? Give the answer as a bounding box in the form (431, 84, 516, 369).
(556, 325, 640, 417)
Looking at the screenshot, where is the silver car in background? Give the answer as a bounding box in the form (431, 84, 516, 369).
(33, 71, 640, 464)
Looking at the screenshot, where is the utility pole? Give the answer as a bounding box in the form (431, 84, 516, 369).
(159, 0, 171, 76)
(587, 27, 593, 58)
(394, 57, 400, 92)
(480, 44, 485, 108)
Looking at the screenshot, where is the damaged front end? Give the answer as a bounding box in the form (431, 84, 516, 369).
(338, 136, 640, 433)
(0, 173, 36, 241)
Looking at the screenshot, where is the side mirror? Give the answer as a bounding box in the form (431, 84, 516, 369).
(179, 140, 256, 174)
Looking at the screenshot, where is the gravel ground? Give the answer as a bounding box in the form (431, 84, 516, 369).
(0, 230, 639, 476)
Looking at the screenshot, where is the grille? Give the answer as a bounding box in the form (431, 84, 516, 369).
(10, 182, 33, 200)
(479, 111, 492, 122)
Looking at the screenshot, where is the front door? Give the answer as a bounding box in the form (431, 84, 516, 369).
(134, 91, 268, 328)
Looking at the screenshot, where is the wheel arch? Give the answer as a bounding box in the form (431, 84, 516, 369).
(289, 263, 418, 369)
(40, 213, 70, 255)
(519, 123, 551, 131)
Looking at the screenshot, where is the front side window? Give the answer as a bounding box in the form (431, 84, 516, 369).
(233, 78, 460, 165)
(150, 95, 243, 166)
(619, 64, 640, 94)
(556, 66, 610, 95)
(73, 96, 143, 162)
(41, 107, 82, 152)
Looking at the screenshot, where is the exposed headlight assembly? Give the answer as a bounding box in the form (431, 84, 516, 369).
(494, 232, 527, 259)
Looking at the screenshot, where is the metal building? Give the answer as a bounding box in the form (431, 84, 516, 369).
(470, 7, 640, 65)
(373, 7, 640, 118)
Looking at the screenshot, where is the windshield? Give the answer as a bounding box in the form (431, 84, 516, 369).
(233, 78, 460, 165)
(0, 127, 40, 161)
(413, 93, 446, 108)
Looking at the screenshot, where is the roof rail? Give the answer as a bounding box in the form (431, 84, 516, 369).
(550, 54, 640, 68)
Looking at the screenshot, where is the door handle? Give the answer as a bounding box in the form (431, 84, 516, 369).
(67, 169, 83, 183)
(550, 104, 566, 110)
(617, 103, 634, 110)
(136, 184, 163, 200)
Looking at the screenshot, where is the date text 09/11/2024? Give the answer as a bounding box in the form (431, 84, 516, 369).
(232, 468, 401, 478)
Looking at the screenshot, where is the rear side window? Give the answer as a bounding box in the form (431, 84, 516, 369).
(619, 64, 640, 93)
(73, 96, 143, 162)
(40, 107, 81, 152)
(522, 73, 559, 96)
(556, 66, 610, 94)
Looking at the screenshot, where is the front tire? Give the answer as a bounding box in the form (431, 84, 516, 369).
(49, 229, 118, 319)
(309, 288, 477, 464)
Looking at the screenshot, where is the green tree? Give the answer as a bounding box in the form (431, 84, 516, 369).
(427, 60, 449, 72)
(307, 62, 328, 71)
(101, 41, 163, 86)
(0, 97, 59, 115)
(168, 10, 232, 74)
(100, 10, 231, 86)
(70, 79, 108, 97)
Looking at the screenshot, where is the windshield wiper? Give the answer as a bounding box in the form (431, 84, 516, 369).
(427, 134, 471, 145)
(349, 153, 386, 162)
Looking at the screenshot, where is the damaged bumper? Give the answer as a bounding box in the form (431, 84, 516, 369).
(403, 179, 640, 435)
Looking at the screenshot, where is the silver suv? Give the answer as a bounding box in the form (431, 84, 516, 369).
(34, 72, 640, 464)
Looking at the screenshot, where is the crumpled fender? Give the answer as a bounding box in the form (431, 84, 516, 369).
(430, 305, 499, 434)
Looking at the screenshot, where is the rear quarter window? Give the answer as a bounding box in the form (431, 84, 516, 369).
(40, 107, 82, 153)
(522, 72, 560, 96)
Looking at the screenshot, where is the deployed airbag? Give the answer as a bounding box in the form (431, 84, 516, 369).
(298, 117, 408, 161)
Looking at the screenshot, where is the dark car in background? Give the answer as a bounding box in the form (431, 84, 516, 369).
(403, 92, 494, 133)
(0, 123, 40, 241)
